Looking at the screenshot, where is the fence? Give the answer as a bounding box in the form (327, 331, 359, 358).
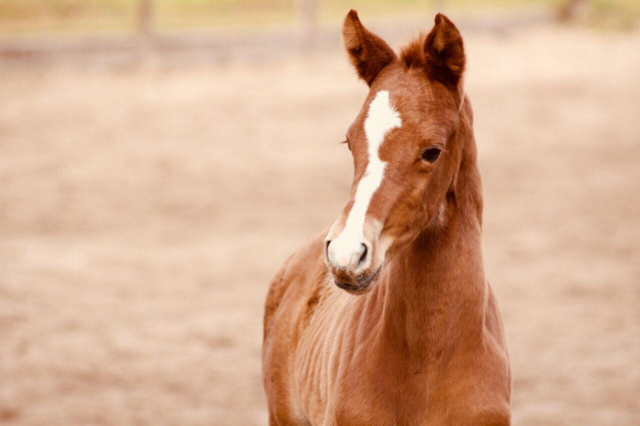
(0, 0, 587, 64)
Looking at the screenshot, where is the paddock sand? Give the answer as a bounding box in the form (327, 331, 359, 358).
(1, 24, 639, 425)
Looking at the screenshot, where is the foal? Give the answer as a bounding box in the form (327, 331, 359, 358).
(263, 11, 511, 425)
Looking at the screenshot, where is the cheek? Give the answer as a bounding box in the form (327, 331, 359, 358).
(373, 231, 394, 265)
(374, 174, 430, 240)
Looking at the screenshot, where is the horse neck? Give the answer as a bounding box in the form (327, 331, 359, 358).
(378, 111, 487, 355)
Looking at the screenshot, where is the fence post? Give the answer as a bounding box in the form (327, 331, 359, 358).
(298, 0, 318, 50)
(139, 0, 154, 36)
(138, 0, 155, 56)
(558, 0, 588, 21)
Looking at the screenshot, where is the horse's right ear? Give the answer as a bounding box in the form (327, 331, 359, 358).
(342, 10, 396, 86)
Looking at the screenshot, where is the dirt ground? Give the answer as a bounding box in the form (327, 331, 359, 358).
(0, 23, 639, 426)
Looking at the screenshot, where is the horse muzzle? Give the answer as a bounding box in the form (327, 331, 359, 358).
(332, 264, 383, 295)
(324, 216, 387, 295)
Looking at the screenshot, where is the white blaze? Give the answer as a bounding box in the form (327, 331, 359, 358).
(330, 90, 401, 269)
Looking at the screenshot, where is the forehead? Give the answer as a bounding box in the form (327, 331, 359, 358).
(347, 66, 459, 141)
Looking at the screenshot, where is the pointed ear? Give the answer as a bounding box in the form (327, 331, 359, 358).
(423, 13, 465, 87)
(342, 10, 397, 86)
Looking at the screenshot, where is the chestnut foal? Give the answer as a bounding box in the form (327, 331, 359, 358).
(263, 11, 511, 425)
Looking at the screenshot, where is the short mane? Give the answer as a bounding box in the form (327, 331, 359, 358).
(399, 34, 427, 69)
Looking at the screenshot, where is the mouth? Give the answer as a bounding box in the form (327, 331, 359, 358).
(334, 265, 382, 295)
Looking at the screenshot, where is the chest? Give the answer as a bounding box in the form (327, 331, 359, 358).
(294, 321, 439, 425)
(295, 326, 507, 426)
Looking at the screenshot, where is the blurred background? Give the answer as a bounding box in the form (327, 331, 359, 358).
(0, 1, 639, 425)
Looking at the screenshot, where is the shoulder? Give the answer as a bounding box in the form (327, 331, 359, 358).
(263, 231, 328, 339)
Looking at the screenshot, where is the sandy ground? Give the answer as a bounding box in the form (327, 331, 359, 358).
(0, 23, 639, 425)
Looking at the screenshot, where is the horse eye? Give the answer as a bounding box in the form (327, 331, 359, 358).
(421, 147, 441, 163)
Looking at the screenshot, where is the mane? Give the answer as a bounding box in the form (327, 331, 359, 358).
(399, 34, 428, 70)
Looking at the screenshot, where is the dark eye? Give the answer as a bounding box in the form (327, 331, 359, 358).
(421, 146, 441, 163)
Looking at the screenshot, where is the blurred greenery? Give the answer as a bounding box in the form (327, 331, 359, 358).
(0, 0, 637, 35)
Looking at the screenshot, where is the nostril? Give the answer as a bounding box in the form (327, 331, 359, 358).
(358, 243, 368, 266)
(325, 240, 331, 261)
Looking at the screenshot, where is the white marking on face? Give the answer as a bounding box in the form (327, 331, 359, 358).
(329, 90, 401, 270)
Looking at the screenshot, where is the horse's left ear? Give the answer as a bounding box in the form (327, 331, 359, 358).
(423, 13, 465, 88)
(343, 10, 397, 86)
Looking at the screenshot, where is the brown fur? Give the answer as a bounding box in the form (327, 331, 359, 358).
(263, 11, 511, 425)
(401, 14, 466, 92)
(343, 10, 397, 86)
